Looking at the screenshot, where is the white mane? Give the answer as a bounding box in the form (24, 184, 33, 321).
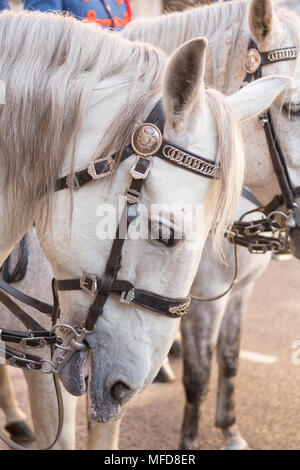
(0, 10, 165, 235)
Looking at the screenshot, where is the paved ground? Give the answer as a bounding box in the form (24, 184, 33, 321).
(1, 256, 300, 450)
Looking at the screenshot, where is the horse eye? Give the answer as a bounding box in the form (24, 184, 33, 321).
(148, 220, 177, 247)
(157, 223, 176, 247)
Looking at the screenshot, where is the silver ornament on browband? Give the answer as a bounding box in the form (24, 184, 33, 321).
(131, 123, 163, 157)
(244, 48, 261, 73)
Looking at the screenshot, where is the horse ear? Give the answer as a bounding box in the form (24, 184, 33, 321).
(163, 38, 207, 132)
(249, 0, 279, 45)
(226, 75, 291, 122)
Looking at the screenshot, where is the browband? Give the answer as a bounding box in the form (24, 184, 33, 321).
(56, 99, 219, 191)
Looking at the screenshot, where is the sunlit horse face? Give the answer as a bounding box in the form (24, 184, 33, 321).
(37, 37, 290, 422)
(241, 0, 300, 200)
(237, 0, 300, 255)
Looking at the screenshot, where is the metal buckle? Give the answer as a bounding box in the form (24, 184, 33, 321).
(244, 224, 265, 237)
(120, 289, 135, 305)
(66, 173, 80, 190)
(20, 337, 47, 349)
(40, 359, 57, 375)
(130, 157, 153, 180)
(80, 272, 98, 296)
(7, 355, 37, 371)
(248, 243, 268, 254)
(126, 188, 142, 205)
(87, 156, 114, 180)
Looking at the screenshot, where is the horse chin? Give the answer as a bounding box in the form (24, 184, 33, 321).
(88, 397, 124, 423)
(58, 350, 88, 396)
(290, 228, 300, 260)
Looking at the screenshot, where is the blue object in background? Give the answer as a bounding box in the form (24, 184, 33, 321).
(24, 0, 133, 28)
(0, 0, 10, 11)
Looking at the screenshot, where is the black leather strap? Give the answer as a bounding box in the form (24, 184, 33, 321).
(260, 110, 295, 210)
(2, 234, 28, 284)
(56, 100, 218, 193)
(227, 232, 281, 254)
(0, 330, 57, 347)
(0, 279, 55, 316)
(55, 277, 191, 319)
(241, 187, 262, 207)
(260, 47, 297, 66)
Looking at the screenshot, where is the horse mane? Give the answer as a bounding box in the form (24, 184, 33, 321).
(0, 10, 165, 235)
(205, 87, 244, 259)
(122, 1, 249, 55)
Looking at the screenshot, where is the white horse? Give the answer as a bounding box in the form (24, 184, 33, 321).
(0, 9, 285, 450)
(123, 0, 300, 450)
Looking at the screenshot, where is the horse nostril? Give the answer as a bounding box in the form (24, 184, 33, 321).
(111, 381, 132, 403)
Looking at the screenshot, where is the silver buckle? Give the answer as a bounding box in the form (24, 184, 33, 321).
(120, 289, 135, 305)
(87, 156, 114, 180)
(248, 244, 268, 254)
(20, 337, 47, 349)
(80, 272, 98, 296)
(130, 157, 153, 180)
(126, 188, 142, 204)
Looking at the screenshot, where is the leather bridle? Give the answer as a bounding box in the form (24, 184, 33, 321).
(227, 39, 299, 255)
(0, 98, 220, 449)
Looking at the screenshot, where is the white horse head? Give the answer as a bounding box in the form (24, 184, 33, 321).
(0, 11, 289, 422)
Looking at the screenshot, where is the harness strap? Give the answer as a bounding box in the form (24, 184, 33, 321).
(192, 244, 240, 302)
(0, 374, 63, 451)
(241, 187, 262, 207)
(55, 276, 191, 319)
(0, 289, 47, 332)
(0, 278, 55, 316)
(260, 110, 295, 210)
(56, 101, 219, 192)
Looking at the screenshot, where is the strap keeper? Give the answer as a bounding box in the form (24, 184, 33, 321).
(120, 289, 135, 305)
(80, 273, 98, 296)
(130, 157, 153, 180)
(126, 188, 142, 205)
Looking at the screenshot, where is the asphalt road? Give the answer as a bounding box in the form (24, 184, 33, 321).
(1, 256, 300, 450)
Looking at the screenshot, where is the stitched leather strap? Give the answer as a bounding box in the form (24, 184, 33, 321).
(55, 277, 191, 319)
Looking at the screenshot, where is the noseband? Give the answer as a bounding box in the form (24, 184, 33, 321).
(227, 39, 299, 255)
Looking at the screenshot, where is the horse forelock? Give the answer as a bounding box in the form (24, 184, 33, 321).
(0, 10, 165, 235)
